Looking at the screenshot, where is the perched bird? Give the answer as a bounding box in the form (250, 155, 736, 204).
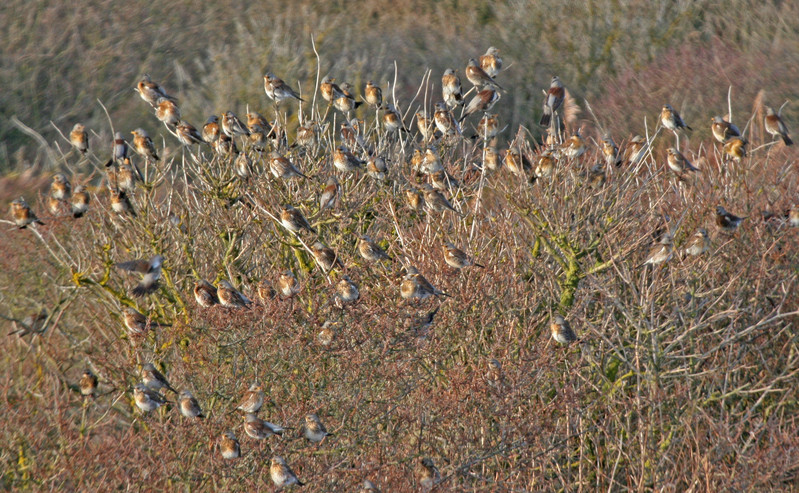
(483, 145, 500, 171)
(70, 123, 89, 154)
(234, 152, 252, 179)
(280, 205, 316, 234)
(661, 104, 692, 132)
(318, 177, 339, 212)
(417, 458, 441, 490)
(367, 155, 388, 181)
(382, 103, 407, 133)
(270, 456, 304, 488)
(50, 173, 72, 201)
(710, 116, 741, 143)
(340, 119, 368, 151)
(358, 236, 392, 262)
(764, 106, 793, 146)
(478, 46, 502, 78)
(155, 98, 181, 126)
(474, 113, 500, 140)
(333, 145, 365, 173)
(122, 307, 149, 336)
(141, 362, 177, 394)
(442, 242, 484, 269)
(278, 271, 300, 298)
(175, 121, 205, 146)
(534, 149, 556, 179)
(178, 390, 205, 418)
(133, 384, 168, 413)
(270, 151, 308, 180)
(295, 121, 317, 148)
(360, 479, 381, 492)
(642, 234, 673, 266)
(561, 131, 586, 160)
(420, 147, 443, 175)
(716, 206, 746, 233)
(333, 82, 362, 115)
(441, 68, 464, 108)
(459, 87, 500, 122)
(109, 188, 136, 217)
(465, 58, 503, 90)
(236, 383, 265, 413)
(244, 413, 284, 440)
(405, 187, 424, 211)
(320, 76, 345, 103)
(116, 159, 139, 192)
(246, 112, 270, 134)
(303, 413, 333, 443)
(788, 205, 799, 227)
(221, 111, 250, 138)
(80, 369, 98, 397)
(202, 115, 221, 144)
(422, 185, 461, 215)
(666, 147, 699, 174)
(723, 137, 747, 163)
(434, 101, 462, 137)
(311, 242, 344, 272)
(214, 134, 237, 155)
(317, 320, 337, 346)
(264, 72, 304, 104)
(217, 280, 252, 308)
(364, 80, 382, 107)
(550, 315, 577, 344)
(193, 279, 220, 307)
(586, 162, 606, 189)
(539, 76, 565, 127)
(46, 195, 62, 216)
(115, 255, 163, 296)
(684, 228, 710, 256)
(257, 279, 276, 302)
(219, 431, 241, 459)
(622, 135, 647, 167)
(136, 74, 174, 107)
(131, 129, 159, 161)
(400, 266, 449, 300)
(112, 132, 129, 162)
(601, 135, 622, 167)
(336, 275, 360, 304)
(485, 358, 505, 388)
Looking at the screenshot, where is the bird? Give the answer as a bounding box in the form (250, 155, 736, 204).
(320, 76, 345, 103)
(333, 146, 365, 173)
(217, 280, 252, 308)
(474, 113, 500, 140)
(661, 104, 692, 132)
(560, 131, 586, 160)
(420, 147, 443, 175)
(269, 151, 308, 180)
(280, 205, 316, 234)
(764, 106, 793, 145)
(244, 413, 284, 440)
(135, 74, 175, 107)
(221, 111, 250, 138)
(178, 390, 205, 418)
(333, 82, 362, 115)
(485, 358, 505, 388)
(311, 242, 344, 272)
(219, 431, 241, 459)
(405, 187, 424, 211)
(234, 152, 252, 179)
(80, 369, 98, 397)
(684, 228, 710, 256)
(175, 121, 205, 146)
(141, 363, 177, 394)
(434, 101, 462, 137)
(340, 119, 368, 150)
(278, 271, 300, 298)
(270, 456, 305, 488)
(193, 280, 220, 307)
(115, 255, 163, 296)
(716, 206, 746, 233)
(46, 195, 62, 216)
(70, 123, 89, 154)
(112, 132, 129, 162)
(364, 80, 382, 107)
(666, 147, 699, 174)
(202, 115, 220, 144)
(303, 413, 333, 443)
(236, 383, 265, 413)
(417, 458, 441, 490)
(534, 149, 556, 179)
(465, 58, 503, 89)
(264, 72, 304, 104)
(642, 234, 673, 266)
(50, 173, 72, 201)
(367, 155, 388, 181)
(422, 185, 461, 215)
(214, 134, 237, 155)
(478, 46, 502, 78)
(441, 68, 464, 108)
(133, 384, 168, 413)
(116, 159, 139, 192)
(459, 87, 500, 122)
(317, 320, 337, 346)
(246, 112, 270, 134)
(130, 129, 159, 161)
(442, 242, 484, 269)
(539, 76, 565, 127)
(483, 145, 499, 171)
(109, 188, 136, 217)
(622, 135, 647, 167)
(358, 235, 392, 262)
(257, 279, 276, 302)
(336, 275, 360, 304)
(710, 116, 741, 143)
(382, 103, 407, 133)
(723, 137, 747, 163)
(550, 315, 577, 344)
(601, 135, 622, 167)
(400, 266, 449, 300)
(295, 121, 317, 148)
(360, 479, 381, 492)
(155, 97, 181, 126)
(122, 307, 149, 336)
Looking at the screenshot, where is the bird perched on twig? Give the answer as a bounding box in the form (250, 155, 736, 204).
(539, 76, 565, 127)
(116, 255, 163, 296)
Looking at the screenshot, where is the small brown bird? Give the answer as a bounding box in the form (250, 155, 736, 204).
(422, 185, 461, 215)
(360, 479, 381, 492)
(622, 135, 647, 167)
(311, 242, 344, 272)
(112, 134, 128, 165)
(710, 116, 741, 143)
(320, 76, 345, 103)
(246, 112, 270, 134)
(661, 104, 692, 132)
(116, 159, 139, 192)
(666, 147, 699, 174)
(442, 242, 484, 269)
(116, 255, 163, 296)
(789, 205, 799, 228)
(459, 87, 500, 122)
(367, 155, 388, 181)
(400, 266, 449, 300)
(336, 275, 360, 304)
(434, 101, 462, 137)
(560, 131, 586, 160)
(219, 431, 241, 459)
(122, 307, 149, 336)
(280, 205, 316, 234)
(244, 413, 284, 440)
(723, 137, 747, 163)
(333, 82, 362, 115)
(202, 115, 220, 144)
(405, 187, 424, 211)
(684, 228, 710, 256)
(534, 149, 556, 179)
(474, 113, 499, 140)
(764, 106, 793, 145)
(483, 145, 499, 171)
(217, 280, 252, 308)
(234, 152, 252, 179)
(50, 173, 72, 201)
(441, 68, 464, 108)
(264, 72, 304, 104)
(278, 271, 300, 298)
(109, 188, 136, 217)
(175, 121, 205, 146)
(716, 206, 746, 233)
(131, 128, 159, 161)
(270, 151, 308, 180)
(80, 369, 98, 397)
(133, 384, 168, 413)
(465, 58, 503, 90)
(358, 235, 392, 262)
(550, 315, 577, 344)
(364, 80, 382, 107)
(478, 46, 502, 78)
(178, 390, 205, 418)
(257, 279, 276, 302)
(141, 362, 177, 394)
(193, 280, 220, 307)
(155, 97, 181, 126)
(136, 74, 175, 107)
(601, 135, 622, 167)
(539, 76, 565, 127)
(642, 234, 673, 266)
(333, 146, 365, 173)
(270, 456, 304, 488)
(417, 458, 441, 490)
(303, 413, 333, 443)
(221, 111, 250, 138)
(382, 103, 407, 133)
(214, 134, 238, 155)
(10, 197, 44, 229)
(236, 383, 265, 413)
(70, 123, 89, 154)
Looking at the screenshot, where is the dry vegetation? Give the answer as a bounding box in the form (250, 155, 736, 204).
(2, 0, 799, 491)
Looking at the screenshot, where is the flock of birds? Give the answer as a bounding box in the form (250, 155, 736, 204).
(7, 44, 798, 490)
